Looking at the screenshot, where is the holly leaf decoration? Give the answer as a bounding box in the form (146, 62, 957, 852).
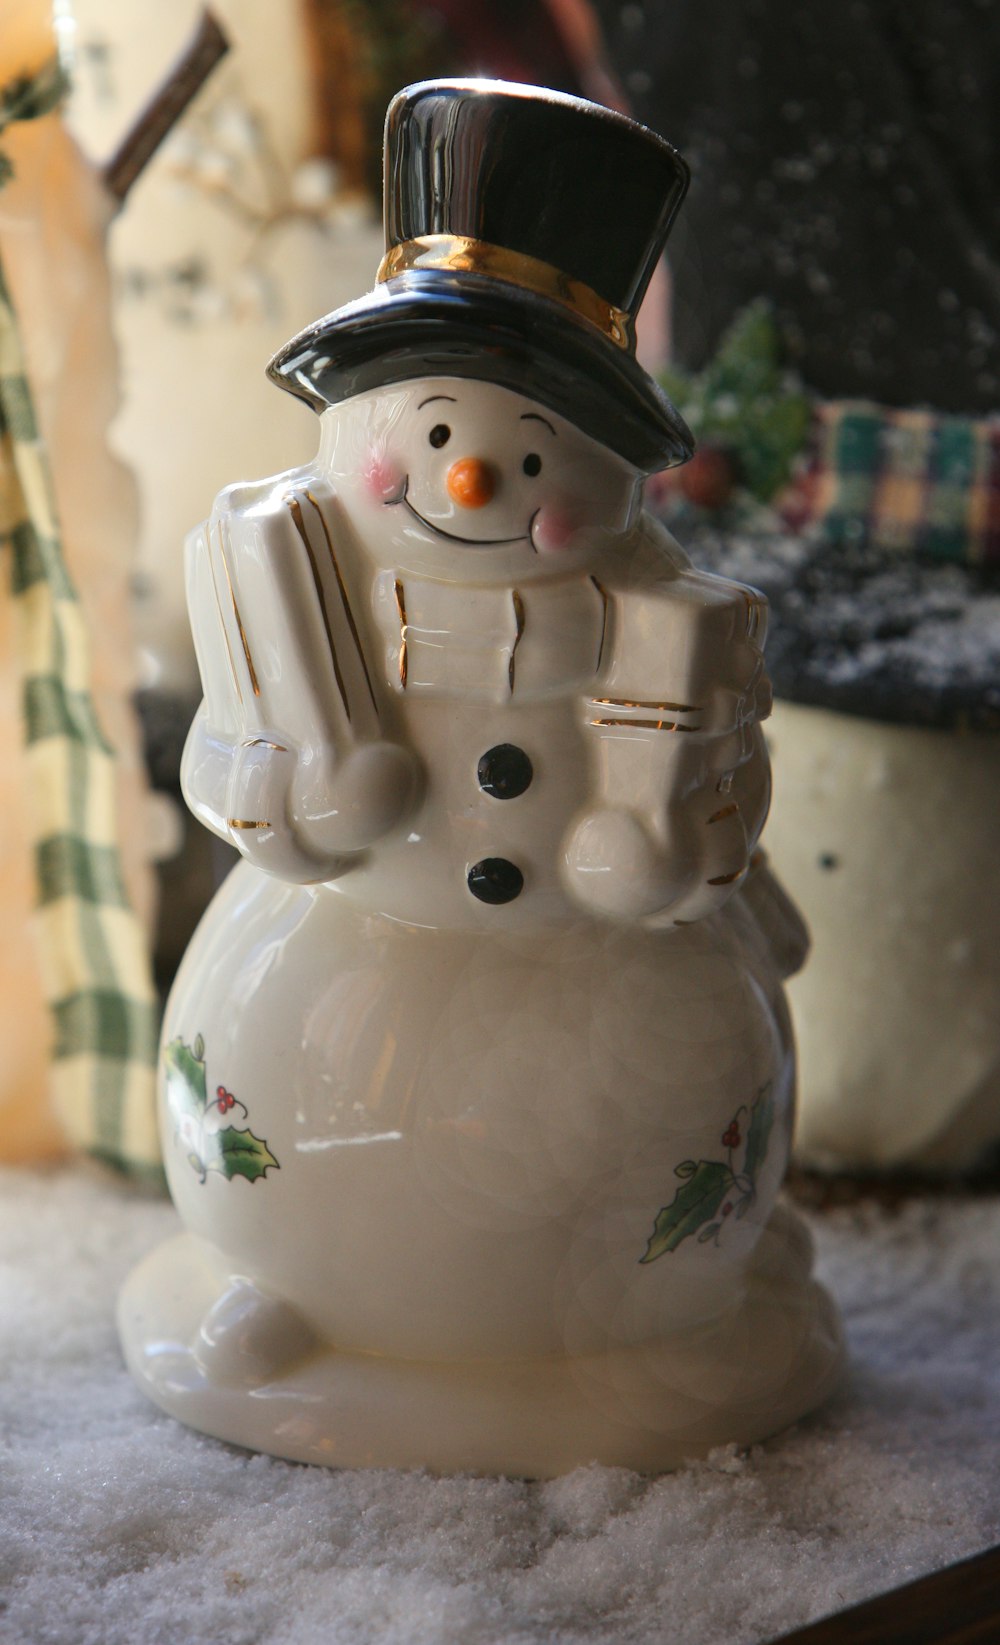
(659, 299, 812, 503)
(209, 1125, 280, 1183)
(162, 1037, 211, 1178)
(640, 1160, 733, 1264)
(163, 1035, 209, 1124)
(163, 1035, 280, 1184)
(743, 1085, 775, 1184)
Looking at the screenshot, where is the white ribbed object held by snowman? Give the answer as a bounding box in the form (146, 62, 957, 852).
(118, 79, 843, 1476)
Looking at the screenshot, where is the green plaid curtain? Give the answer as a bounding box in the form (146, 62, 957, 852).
(0, 60, 159, 1175)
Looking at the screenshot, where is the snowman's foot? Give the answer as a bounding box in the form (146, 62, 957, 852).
(119, 1218, 844, 1477)
(192, 1278, 319, 1389)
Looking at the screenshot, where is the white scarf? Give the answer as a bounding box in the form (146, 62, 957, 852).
(372, 568, 610, 702)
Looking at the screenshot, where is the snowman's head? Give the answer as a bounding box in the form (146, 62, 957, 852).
(321, 377, 643, 582)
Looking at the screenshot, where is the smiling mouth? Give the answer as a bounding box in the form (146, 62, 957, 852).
(387, 479, 538, 548)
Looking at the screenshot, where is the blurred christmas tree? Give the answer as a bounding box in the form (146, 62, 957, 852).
(661, 302, 811, 507)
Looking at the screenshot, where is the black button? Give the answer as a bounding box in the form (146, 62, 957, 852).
(467, 857, 524, 904)
(477, 744, 533, 800)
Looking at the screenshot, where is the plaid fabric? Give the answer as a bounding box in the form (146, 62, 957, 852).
(0, 56, 67, 181)
(0, 66, 159, 1175)
(780, 400, 1000, 567)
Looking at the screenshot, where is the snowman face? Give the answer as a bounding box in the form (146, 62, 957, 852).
(321, 377, 643, 582)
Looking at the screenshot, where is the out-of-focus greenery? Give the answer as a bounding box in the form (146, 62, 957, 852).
(326, 0, 444, 198)
(660, 301, 812, 501)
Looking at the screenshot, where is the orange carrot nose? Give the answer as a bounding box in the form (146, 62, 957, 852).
(446, 457, 495, 508)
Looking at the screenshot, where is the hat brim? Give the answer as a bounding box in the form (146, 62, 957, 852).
(266, 270, 693, 473)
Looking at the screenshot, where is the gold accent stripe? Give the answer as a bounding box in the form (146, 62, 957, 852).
(207, 523, 243, 706)
(229, 818, 271, 830)
(217, 522, 261, 697)
(707, 803, 739, 824)
(589, 717, 698, 732)
(590, 576, 610, 672)
(244, 737, 288, 753)
(593, 696, 700, 714)
(509, 589, 525, 694)
(394, 579, 408, 689)
(305, 490, 379, 717)
(285, 494, 351, 723)
(707, 868, 747, 886)
(378, 235, 632, 350)
(741, 589, 766, 641)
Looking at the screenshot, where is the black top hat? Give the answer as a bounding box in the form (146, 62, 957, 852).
(268, 79, 693, 472)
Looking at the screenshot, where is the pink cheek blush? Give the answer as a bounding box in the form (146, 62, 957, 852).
(531, 505, 580, 554)
(362, 448, 404, 503)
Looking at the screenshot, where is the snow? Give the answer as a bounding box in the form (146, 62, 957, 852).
(2, 1166, 999, 1644)
(683, 515, 1000, 729)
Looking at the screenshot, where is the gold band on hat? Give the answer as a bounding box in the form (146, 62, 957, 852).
(376, 234, 633, 350)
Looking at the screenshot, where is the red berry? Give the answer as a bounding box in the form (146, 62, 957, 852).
(723, 1202, 733, 1216)
(678, 445, 737, 511)
(216, 1085, 225, 1097)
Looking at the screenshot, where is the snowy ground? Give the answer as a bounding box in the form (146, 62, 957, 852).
(1, 1166, 998, 1645)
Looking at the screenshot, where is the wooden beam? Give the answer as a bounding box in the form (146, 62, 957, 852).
(102, 9, 229, 204)
(766, 1544, 1000, 1644)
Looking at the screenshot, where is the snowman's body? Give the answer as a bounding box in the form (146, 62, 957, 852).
(120, 376, 843, 1473)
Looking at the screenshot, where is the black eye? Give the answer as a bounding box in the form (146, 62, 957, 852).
(523, 453, 542, 477)
(429, 424, 451, 449)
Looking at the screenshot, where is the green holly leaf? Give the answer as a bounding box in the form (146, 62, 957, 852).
(207, 1125, 280, 1183)
(163, 1036, 208, 1117)
(163, 1037, 212, 1177)
(674, 1159, 698, 1179)
(744, 1086, 775, 1184)
(640, 1160, 733, 1263)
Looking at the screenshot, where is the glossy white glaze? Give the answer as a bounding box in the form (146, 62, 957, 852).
(120, 376, 843, 1473)
(181, 381, 772, 924)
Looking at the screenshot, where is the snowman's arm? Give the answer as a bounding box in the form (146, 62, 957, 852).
(181, 478, 417, 881)
(738, 849, 811, 980)
(565, 560, 772, 924)
(182, 516, 244, 843)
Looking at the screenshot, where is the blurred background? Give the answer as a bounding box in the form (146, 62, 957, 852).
(3, 0, 999, 1175)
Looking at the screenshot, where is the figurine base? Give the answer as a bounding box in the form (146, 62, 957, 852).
(118, 1209, 843, 1477)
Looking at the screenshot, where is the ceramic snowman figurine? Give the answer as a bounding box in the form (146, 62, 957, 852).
(120, 80, 843, 1476)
